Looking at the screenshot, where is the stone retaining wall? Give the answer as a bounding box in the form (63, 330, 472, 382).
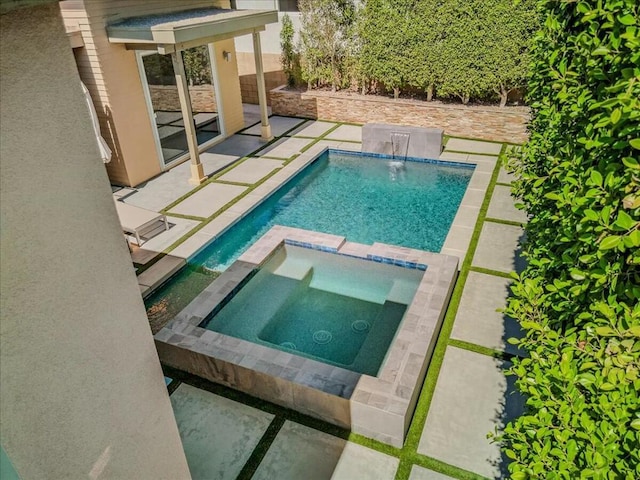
(270, 86, 529, 143)
(149, 84, 217, 113)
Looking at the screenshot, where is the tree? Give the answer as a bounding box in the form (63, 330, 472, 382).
(436, 0, 494, 104)
(484, 0, 538, 106)
(359, 0, 416, 99)
(280, 14, 302, 87)
(298, 0, 356, 91)
(410, 0, 446, 101)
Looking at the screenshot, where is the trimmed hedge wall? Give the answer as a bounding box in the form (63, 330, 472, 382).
(502, 0, 640, 478)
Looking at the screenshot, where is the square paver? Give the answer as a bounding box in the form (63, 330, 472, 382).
(445, 138, 502, 155)
(217, 158, 284, 184)
(290, 120, 338, 137)
(325, 124, 363, 142)
(417, 347, 525, 479)
(207, 134, 269, 157)
(497, 167, 516, 185)
(168, 183, 247, 218)
(451, 271, 524, 356)
(409, 465, 455, 480)
(131, 216, 200, 253)
(171, 384, 273, 480)
(487, 185, 528, 224)
(258, 137, 314, 159)
(253, 421, 399, 480)
(242, 116, 307, 136)
(473, 222, 526, 274)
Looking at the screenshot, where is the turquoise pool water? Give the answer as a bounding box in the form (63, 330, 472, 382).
(147, 150, 472, 327)
(194, 150, 473, 272)
(204, 246, 422, 375)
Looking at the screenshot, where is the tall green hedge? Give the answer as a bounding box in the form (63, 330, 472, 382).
(290, 0, 537, 105)
(502, 0, 640, 478)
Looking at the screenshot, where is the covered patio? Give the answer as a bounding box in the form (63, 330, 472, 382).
(107, 8, 278, 185)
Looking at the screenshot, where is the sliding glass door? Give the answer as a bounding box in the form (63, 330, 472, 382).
(138, 46, 222, 168)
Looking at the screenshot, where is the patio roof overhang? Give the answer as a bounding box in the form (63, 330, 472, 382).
(106, 8, 278, 52)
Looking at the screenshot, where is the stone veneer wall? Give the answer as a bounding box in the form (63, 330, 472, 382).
(239, 71, 287, 105)
(270, 86, 530, 143)
(149, 84, 217, 112)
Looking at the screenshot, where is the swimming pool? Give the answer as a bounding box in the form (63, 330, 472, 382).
(156, 226, 460, 447)
(203, 245, 422, 376)
(195, 150, 473, 272)
(146, 150, 472, 327)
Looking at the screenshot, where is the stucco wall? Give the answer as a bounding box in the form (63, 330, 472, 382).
(60, 0, 235, 187)
(271, 87, 530, 144)
(0, 4, 191, 479)
(212, 38, 245, 135)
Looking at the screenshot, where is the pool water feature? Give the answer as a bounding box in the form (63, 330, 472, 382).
(203, 246, 422, 376)
(194, 150, 473, 272)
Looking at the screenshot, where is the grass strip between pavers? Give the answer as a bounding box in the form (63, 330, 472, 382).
(393, 143, 505, 480)
(447, 338, 513, 362)
(158, 122, 343, 257)
(468, 266, 514, 279)
(484, 217, 525, 227)
(159, 139, 510, 480)
(236, 416, 286, 480)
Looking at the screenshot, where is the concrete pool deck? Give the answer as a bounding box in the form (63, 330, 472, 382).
(125, 116, 528, 479)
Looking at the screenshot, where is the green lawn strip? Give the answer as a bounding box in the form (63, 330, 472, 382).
(468, 266, 514, 280)
(158, 130, 297, 214)
(236, 416, 286, 480)
(483, 217, 525, 227)
(447, 339, 511, 362)
(164, 212, 207, 222)
(160, 162, 294, 254)
(162, 366, 400, 467)
(444, 134, 504, 145)
(394, 144, 505, 480)
(397, 452, 490, 480)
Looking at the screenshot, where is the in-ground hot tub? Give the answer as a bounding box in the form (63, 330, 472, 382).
(155, 226, 458, 447)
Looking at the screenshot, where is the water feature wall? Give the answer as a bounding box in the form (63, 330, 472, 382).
(362, 123, 444, 159)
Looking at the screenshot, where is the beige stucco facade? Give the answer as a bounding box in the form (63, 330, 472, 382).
(60, 0, 248, 187)
(0, 3, 192, 478)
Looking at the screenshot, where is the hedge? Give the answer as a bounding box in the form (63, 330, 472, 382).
(501, 0, 640, 478)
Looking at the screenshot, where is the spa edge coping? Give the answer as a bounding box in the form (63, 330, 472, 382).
(155, 225, 458, 447)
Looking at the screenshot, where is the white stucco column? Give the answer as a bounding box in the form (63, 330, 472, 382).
(171, 50, 206, 185)
(252, 31, 272, 141)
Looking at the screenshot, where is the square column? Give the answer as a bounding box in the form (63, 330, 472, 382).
(171, 50, 206, 185)
(252, 31, 273, 141)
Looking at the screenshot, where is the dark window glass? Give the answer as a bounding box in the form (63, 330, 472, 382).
(279, 0, 299, 12)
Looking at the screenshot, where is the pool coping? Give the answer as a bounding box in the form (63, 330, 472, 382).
(164, 145, 494, 266)
(138, 144, 493, 298)
(155, 226, 458, 447)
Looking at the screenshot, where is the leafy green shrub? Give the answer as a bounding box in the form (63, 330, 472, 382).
(298, 0, 356, 91)
(280, 14, 302, 87)
(501, 0, 640, 478)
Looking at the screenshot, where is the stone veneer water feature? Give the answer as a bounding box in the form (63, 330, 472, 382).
(155, 226, 458, 447)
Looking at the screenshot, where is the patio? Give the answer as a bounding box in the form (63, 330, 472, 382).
(121, 112, 527, 479)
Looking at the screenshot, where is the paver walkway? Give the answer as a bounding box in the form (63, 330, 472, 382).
(129, 115, 528, 480)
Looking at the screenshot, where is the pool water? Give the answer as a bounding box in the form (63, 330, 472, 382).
(203, 246, 422, 375)
(147, 150, 472, 328)
(195, 150, 473, 272)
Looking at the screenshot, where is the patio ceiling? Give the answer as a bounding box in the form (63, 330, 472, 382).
(106, 8, 278, 51)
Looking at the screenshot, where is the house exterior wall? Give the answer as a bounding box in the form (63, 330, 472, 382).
(212, 38, 245, 135)
(0, 3, 191, 479)
(60, 0, 238, 187)
(233, 1, 296, 104)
